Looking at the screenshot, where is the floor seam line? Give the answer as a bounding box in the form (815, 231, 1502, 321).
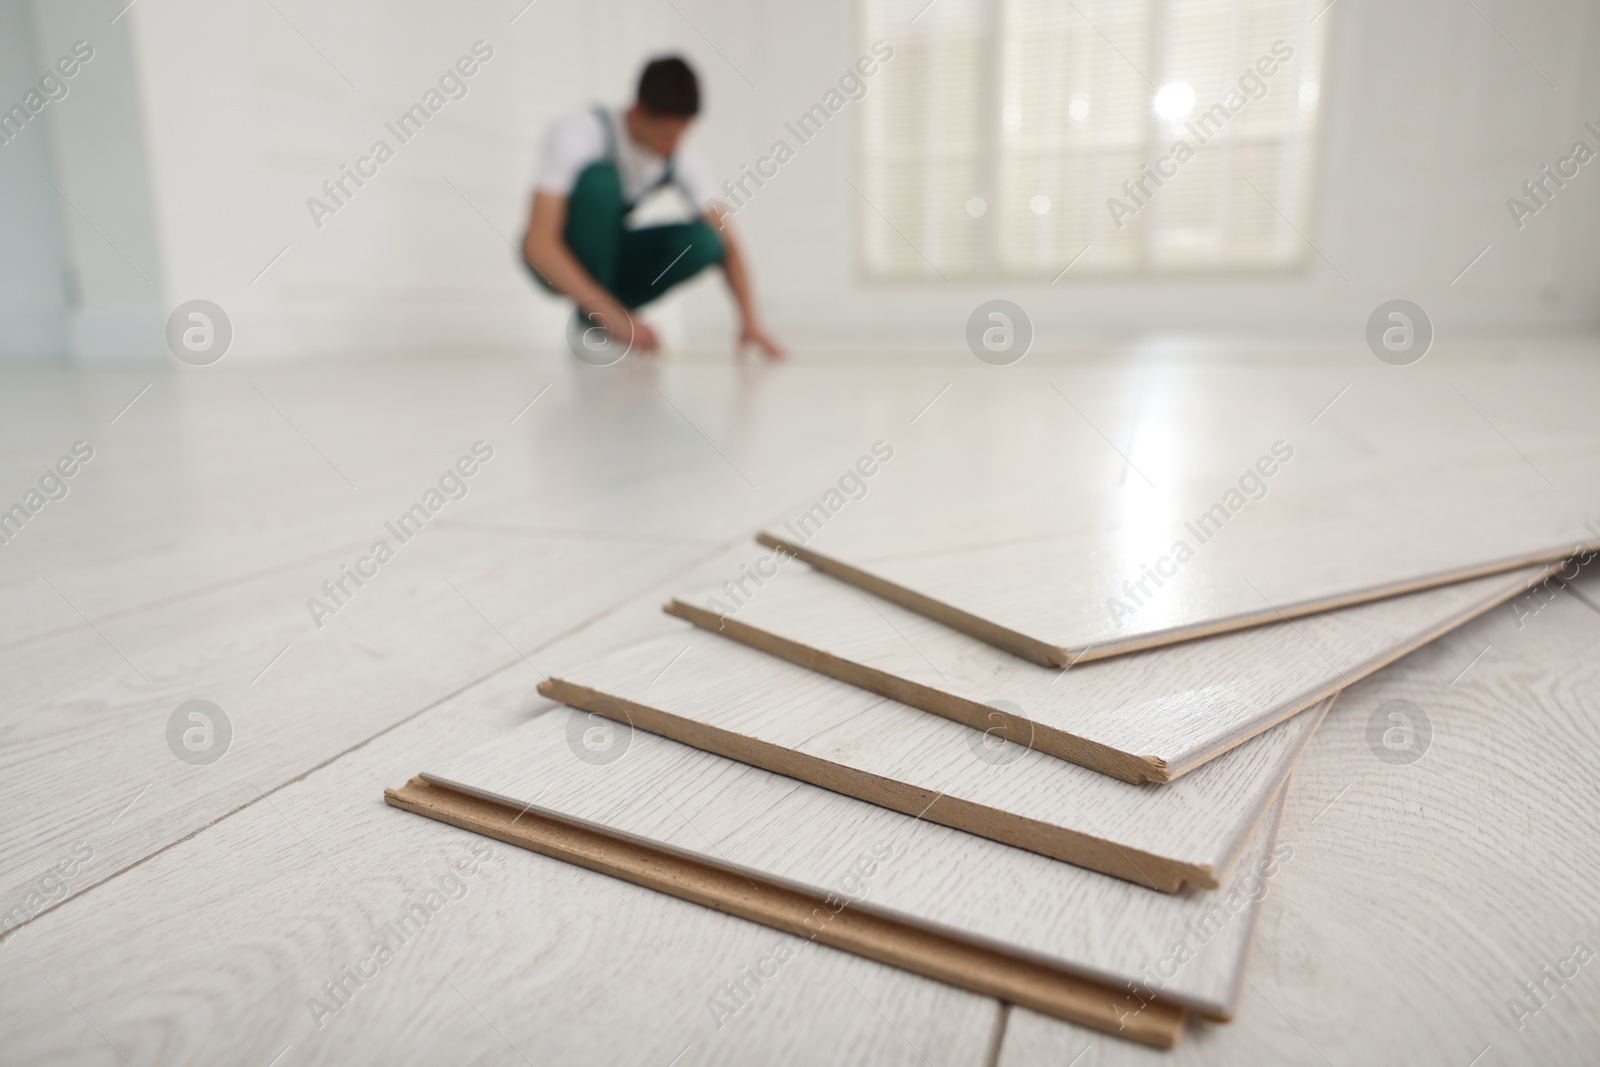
(980, 1001, 1010, 1067)
(0, 535, 384, 657)
(0, 527, 757, 938)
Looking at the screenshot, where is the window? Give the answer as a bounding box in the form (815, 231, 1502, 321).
(859, 0, 1327, 278)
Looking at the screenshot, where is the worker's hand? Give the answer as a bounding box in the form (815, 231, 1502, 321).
(624, 318, 660, 353)
(737, 322, 785, 361)
(580, 300, 659, 354)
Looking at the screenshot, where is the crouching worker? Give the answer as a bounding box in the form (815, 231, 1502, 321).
(521, 56, 782, 360)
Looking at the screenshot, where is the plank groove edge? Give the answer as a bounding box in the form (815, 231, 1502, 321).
(755, 532, 1582, 666)
(671, 560, 1557, 783)
(754, 532, 1064, 665)
(383, 776, 1187, 1048)
(663, 599, 1164, 783)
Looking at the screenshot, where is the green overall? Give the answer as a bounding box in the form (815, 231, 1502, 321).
(533, 106, 724, 309)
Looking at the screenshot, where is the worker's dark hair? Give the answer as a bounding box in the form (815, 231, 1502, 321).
(637, 56, 700, 117)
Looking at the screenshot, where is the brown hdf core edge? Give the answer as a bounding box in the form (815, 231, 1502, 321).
(385, 776, 1186, 1049)
(662, 598, 1165, 785)
(754, 531, 1586, 667)
(538, 675, 1203, 892)
(699, 553, 1565, 784)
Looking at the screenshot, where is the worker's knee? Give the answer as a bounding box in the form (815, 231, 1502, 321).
(613, 220, 726, 307)
(684, 220, 725, 269)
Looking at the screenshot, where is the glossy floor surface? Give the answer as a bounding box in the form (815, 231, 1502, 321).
(3, 344, 1599, 1064)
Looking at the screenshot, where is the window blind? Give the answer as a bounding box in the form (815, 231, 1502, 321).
(860, 0, 1326, 278)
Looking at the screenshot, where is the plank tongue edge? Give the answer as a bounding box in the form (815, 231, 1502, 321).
(383, 776, 1187, 1049)
(537, 674, 1206, 892)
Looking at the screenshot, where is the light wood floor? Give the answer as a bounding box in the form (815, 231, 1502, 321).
(3, 349, 1599, 1065)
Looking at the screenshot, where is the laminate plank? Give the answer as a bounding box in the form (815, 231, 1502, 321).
(539, 626, 1328, 891)
(416, 710, 1294, 1022)
(0, 655, 1003, 1067)
(755, 398, 1600, 662)
(669, 562, 1549, 781)
(990, 572, 1600, 1066)
(6, 359, 1597, 1061)
(0, 534, 967, 921)
(388, 777, 1184, 1048)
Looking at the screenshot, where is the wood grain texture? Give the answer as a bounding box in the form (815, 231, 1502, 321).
(0, 524, 719, 924)
(0, 651, 1005, 1067)
(4, 356, 916, 925)
(992, 572, 1600, 1066)
(6, 358, 1598, 1064)
(388, 776, 1186, 1048)
(756, 418, 1600, 662)
(539, 626, 1328, 891)
(669, 563, 1547, 781)
(419, 710, 1293, 1020)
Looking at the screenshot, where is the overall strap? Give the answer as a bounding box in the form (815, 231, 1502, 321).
(599, 104, 681, 210)
(641, 155, 677, 199)
(592, 104, 617, 163)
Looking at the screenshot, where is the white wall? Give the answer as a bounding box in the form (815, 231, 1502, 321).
(3, 0, 1598, 361)
(708, 0, 1600, 350)
(124, 0, 752, 361)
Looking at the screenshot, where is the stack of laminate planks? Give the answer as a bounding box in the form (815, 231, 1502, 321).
(387, 423, 1600, 1050)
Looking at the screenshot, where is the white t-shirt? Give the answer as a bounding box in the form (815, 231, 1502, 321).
(535, 107, 718, 213)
